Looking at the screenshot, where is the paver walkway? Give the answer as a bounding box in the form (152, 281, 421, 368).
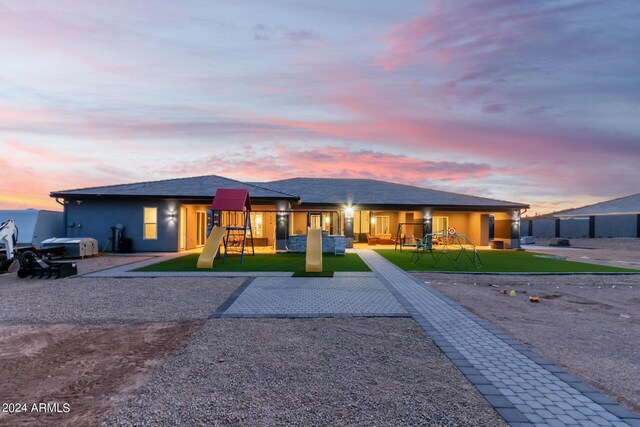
(358, 249, 639, 427)
(214, 276, 408, 318)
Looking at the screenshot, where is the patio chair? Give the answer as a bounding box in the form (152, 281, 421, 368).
(366, 234, 380, 245)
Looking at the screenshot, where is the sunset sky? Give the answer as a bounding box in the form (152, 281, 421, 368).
(1, 0, 638, 214)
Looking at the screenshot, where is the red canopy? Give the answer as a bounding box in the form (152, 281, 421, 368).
(211, 188, 251, 211)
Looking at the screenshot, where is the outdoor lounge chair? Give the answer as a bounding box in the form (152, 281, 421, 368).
(366, 234, 380, 245)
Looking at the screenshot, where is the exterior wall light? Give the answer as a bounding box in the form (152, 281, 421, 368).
(345, 207, 354, 219)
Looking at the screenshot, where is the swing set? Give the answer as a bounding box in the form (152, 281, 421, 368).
(211, 189, 255, 264)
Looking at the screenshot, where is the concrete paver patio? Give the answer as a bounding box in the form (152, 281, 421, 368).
(217, 276, 408, 318)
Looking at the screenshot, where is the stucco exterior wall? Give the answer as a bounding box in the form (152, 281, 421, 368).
(560, 218, 589, 238)
(524, 215, 638, 239)
(531, 219, 556, 237)
(594, 215, 637, 237)
(65, 198, 179, 252)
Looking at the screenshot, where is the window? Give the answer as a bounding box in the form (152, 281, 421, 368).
(179, 207, 186, 250)
(309, 214, 321, 229)
(250, 212, 263, 237)
(356, 211, 370, 234)
(375, 215, 390, 235)
(434, 216, 449, 235)
(196, 211, 207, 246)
(143, 207, 157, 240)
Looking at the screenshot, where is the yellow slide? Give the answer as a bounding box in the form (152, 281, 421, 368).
(197, 226, 227, 269)
(305, 228, 323, 272)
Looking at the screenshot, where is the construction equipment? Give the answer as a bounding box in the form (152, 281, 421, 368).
(16, 251, 77, 279)
(41, 237, 98, 258)
(0, 219, 20, 273)
(1, 218, 77, 279)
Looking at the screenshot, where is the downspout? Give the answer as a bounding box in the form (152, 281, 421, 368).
(55, 198, 67, 238)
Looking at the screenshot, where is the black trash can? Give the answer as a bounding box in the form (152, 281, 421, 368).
(118, 238, 132, 253)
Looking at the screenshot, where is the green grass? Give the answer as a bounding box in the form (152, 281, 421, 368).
(375, 249, 639, 273)
(137, 253, 370, 272)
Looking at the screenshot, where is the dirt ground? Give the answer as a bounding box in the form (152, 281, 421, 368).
(536, 237, 640, 251)
(528, 238, 640, 269)
(0, 254, 238, 426)
(0, 321, 202, 427)
(419, 272, 640, 412)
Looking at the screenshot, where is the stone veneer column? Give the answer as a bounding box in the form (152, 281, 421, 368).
(422, 207, 433, 235)
(344, 208, 354, 248)
(510, 209, 521, 249)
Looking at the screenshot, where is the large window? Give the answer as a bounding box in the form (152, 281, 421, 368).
(250, 212, 263, 237)
(143, 207, 157, 240)
(434, 216, 449, 235)
(375, 215, 390, 235)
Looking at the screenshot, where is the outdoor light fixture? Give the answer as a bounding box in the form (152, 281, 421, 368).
(168, 211, 176, 222)
(371, 217, 376, 225)
(345, 207, 354, 219)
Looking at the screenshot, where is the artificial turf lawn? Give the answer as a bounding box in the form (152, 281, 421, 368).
(375, 249, 639, 273)
(137, 253, 370, 272)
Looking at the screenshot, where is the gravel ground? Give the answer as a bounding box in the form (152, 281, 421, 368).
(0, 275, 243, 324)
(105, 318, 506, 427)
(72, 254, 156, 274)
(417, 272, 640, 412)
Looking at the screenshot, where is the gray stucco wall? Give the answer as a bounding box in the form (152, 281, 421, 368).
(559, 218, 589, 238)
(524, 215, 638, 239)
(531, 219, 556, 237)
(594, 215, 637, 238)
(65, 198, 179, 252)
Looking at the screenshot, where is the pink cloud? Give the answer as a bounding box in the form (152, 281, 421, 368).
(161, 144, 495, 186)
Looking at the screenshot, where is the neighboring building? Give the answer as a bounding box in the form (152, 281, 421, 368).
(521, 193, 640, 239)
(50, 175, 528, 252)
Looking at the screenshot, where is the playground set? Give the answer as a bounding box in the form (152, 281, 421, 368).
(196, 189, 323, 272)
(197, 189, 255, 268)
(394, 222, 483, 270)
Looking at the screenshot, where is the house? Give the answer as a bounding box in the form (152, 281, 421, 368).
(50, 175, 528, 252)
(521, 193, 640, 239)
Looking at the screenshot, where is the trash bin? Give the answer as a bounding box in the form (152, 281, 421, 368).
(118, 238, 132, 253)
